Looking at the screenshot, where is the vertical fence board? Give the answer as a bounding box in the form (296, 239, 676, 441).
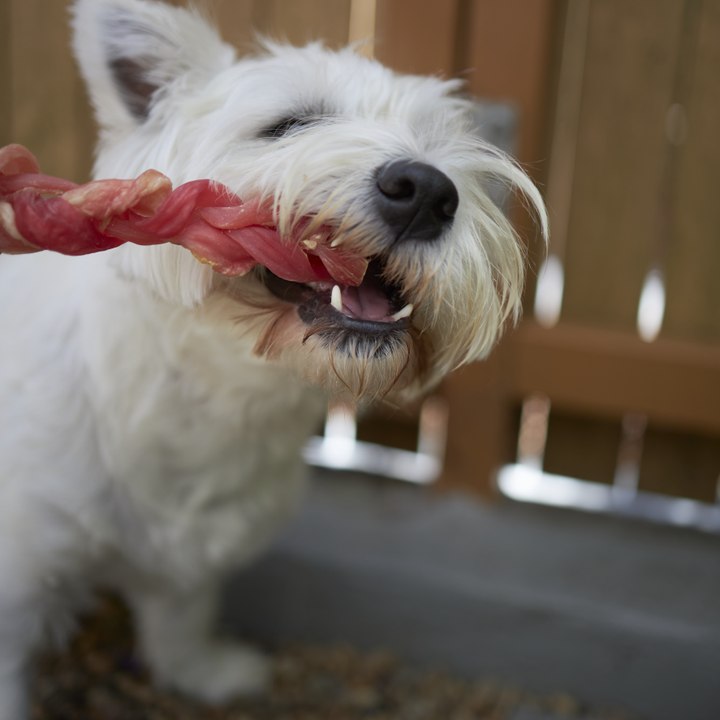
(0, 0, 12, 148)
(458, 0, 556, 171)
(439, 346, 517, 497)
(72, 65, 96, 184)
(457, 0, 557, 308)
(543, 411, 622, 485)
(251, 0, 351, 49)
(374, 0, 459, 76)
(213, 0, 256, 53)
(438, 0, 556, 496)
(639, 427, 720, 503)
(561, 0, 683, 332)
(663, 0, 720, 344)
(357, 409, 421, 453)
(10, 0, 87, 181)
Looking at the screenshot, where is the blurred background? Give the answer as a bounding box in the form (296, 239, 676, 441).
(2, 1, 720, 718)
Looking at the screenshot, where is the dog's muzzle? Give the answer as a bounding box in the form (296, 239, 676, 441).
(260, 160, 459, 350)
(375, 160, 458, 244)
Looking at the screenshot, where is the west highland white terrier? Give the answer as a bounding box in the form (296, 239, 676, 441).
(0, 0, 546, 715)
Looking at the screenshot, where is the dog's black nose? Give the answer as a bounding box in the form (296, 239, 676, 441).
(375, 160, 459, 243)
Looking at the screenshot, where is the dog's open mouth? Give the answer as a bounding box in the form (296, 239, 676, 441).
(262, 257, 412, 333)
(197, 198, 413, 334)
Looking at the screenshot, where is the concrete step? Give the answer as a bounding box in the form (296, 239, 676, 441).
(223, 469, 720, 720)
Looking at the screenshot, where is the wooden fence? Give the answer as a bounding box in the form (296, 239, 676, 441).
(2, 0, 719, 504)
(436, 0, 720, 505)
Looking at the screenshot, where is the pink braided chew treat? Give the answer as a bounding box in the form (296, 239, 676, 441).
(0, 144, 367, 285)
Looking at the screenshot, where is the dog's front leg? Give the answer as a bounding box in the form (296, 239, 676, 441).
(0, 560, 45, 720)
(0, 651, 27, 720)
(126, 578, 270, 704)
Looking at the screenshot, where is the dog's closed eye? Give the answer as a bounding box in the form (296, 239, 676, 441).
(259, 114, 331, 139)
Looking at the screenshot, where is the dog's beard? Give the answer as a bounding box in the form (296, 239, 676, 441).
(298, 315, 427, 401)
(220, 265, 429, 402)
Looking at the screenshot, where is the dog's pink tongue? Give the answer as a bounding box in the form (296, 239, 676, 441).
(341, 284, 393, 322)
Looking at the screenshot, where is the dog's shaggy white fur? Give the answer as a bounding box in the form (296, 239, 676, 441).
(0, 0, 546, 716)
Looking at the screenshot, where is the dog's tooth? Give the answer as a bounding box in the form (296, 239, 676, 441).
(302, 239, 317, 250)
(331, 285, 343, 313)
(330, 238, 341, 248)
(391, 304, 413, 321)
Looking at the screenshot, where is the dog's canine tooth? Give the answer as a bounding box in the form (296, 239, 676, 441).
(391, 304, 413, 321)
(331, 285, 343, 313)
(330, 238, 341, 248)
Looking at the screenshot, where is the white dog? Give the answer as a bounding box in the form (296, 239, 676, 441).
(0, 0, 546, 716)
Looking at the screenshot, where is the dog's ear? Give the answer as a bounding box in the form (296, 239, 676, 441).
(72, 0, 235, 134)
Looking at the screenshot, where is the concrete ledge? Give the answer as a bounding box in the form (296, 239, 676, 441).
(224, 470, 720, 720)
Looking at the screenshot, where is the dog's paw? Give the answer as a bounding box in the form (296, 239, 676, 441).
(162, 641, 270, 704)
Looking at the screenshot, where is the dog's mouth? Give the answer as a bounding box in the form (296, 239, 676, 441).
(261, 257, 412, 332)
(196, 197, 413, 334)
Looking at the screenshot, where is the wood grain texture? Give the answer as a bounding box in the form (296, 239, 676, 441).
(374, 0, 460, 76)
(72, 49, 97, 184)
(561, 0, 684, 331)
(456, 0, 557, 307)
(639, 427, 720, 503)
(10, 0, 88, 182)
(543, 411, 622, 485)
(438, 346, 517, 497)
(663, 0, 720, 343)
(0, 0, 11, 148)
(458, 0, 556, 169)
(195, 0, 255, 53)
(251, 0, 351, 49)
(166, 0, 348, 50)
(543, 0, 590, 261)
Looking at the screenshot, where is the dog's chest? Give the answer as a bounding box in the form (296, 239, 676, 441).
(111, 370, 325, 574)
(86, 290, 327, 574)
